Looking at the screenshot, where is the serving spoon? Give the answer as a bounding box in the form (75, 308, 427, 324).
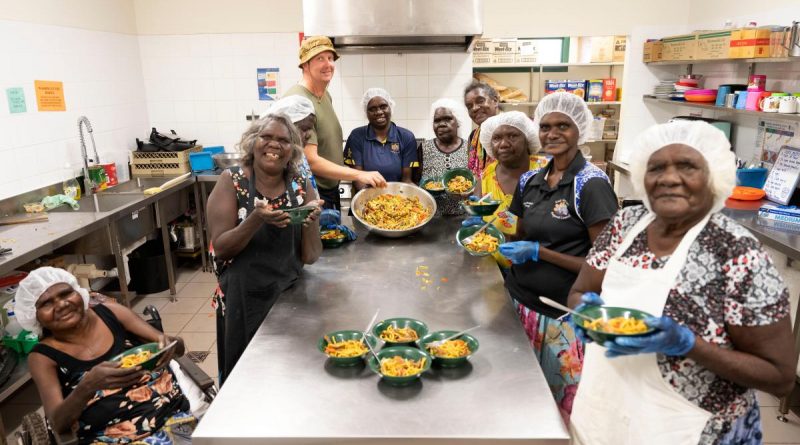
(462, 217, 498, 246)
(539, 297, 594, 323)
(425, 325, 481, 349)
(361, 309, 381, 363)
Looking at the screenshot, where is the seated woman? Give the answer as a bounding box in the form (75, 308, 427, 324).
(568, 121, 795, 445)
(497, 92, 618, 421)
(420, 98, 471, 216)
(464, 111, 549, 268)
(207, 113, 323, 384)
(344, 88, 417, 191)
(19, 267, 194, 444)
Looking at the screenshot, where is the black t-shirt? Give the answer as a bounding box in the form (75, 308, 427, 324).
(506, 152, 618, 318)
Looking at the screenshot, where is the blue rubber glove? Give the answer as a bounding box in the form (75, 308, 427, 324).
(571, 292, 604, 344)
(319, 209, 341, 227)
(604, 316, 695, 358)
(324, 224, 357, 241)
(498, 241, 540, 264)
(468, 195, 480, 202)
(461, 216, 484, 227)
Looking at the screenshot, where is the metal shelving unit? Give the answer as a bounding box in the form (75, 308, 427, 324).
(645, 57, 797, 66)
(643, 96, 800, 122)
(474, 61, 624, 69)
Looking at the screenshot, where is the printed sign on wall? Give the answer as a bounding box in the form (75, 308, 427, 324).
(5, 87, 26, 113)
(257, 68, 280, 101)
(34, 80, 66, 111)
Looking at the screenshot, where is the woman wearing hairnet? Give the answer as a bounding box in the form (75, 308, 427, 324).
(420, 98, 471, 215)
(498, 92, 618, 420)
(19, 267, 196, 443)
(343, 88, 418, 192)
(568, 121, 794, 445)
(462, 111, 548, 269)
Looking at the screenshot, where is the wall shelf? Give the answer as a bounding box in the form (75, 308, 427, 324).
(499, 101, 622, 107)
(643, 96, 800, 122)
(474, 62, 624, 69)
(645, 57, 798, 66)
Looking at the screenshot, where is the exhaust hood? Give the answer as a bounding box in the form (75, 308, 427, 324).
(303, 0, 483, 53)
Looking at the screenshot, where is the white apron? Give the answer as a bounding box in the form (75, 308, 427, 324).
(570, 212, 713, 445)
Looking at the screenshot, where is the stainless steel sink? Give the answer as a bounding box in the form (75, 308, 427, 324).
(48, 193, 146, 213)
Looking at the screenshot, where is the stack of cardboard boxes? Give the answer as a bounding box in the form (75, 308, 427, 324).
(644, 26, 780, 62)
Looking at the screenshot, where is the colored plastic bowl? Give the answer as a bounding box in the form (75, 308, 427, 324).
(110, 342, 162, 370)
(456, 224, 506, 257)
(461, 199, 501, 216)
(320, 229, 346, 248)
(420, 177, 446, 196)
(736, 168, 768, 189)
(372, 318, 429, 346)
(442, 168, 476, 196)
(279, 205, 316, 225)
(317, 330, 379, 366)
(366, 346, 432, 386)
(418, 330, 479, 367)
(574, 306, 658, 345)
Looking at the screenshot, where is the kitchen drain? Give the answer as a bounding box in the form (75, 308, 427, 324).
(186, 351, 210, 363)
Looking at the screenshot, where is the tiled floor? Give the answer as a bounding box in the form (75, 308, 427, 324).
(1, 261, 799, 443)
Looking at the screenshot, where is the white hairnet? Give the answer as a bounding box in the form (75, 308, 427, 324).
(269, 96, 315, 123)
(14, 267, 90, 336)
(361, 88, 396, 113)
(479, 111, 538, 159)
(629, 120, 735, 214)
(532, 92, 594, 146)
(429, 98, 471, 140)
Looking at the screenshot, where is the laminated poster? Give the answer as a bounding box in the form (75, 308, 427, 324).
(257, 68, 280, 101)
(755, 119, 797, 168)
(763, 145, 800, 205)
(6, 87, 26, 113)
(34, 80, 66, 111)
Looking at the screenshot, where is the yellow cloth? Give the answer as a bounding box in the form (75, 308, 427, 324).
(481, 155, 549, 268)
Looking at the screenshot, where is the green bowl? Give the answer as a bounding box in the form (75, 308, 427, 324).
(110, 342, 162, 370)
(280, 205, 316, 225)
(456, 224, 506, 257)
(442, 168, 476, 196)
(419, 331, 479, 367)
(575, 306, 658, 344)
(461, 199, 501, 216)
(318, 330, 379, 366)
(366, 346, 432, 385)
(419, 177, 445, 196)
(320, 229, 346, 248)
(372, 317, 429, 346)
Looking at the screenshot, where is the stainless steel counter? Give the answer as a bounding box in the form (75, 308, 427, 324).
(722, 199, 800, 259)
(0, 176, 195, 275)
(192, 217, 570, 444)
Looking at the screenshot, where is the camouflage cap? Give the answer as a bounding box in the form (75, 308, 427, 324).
(298, 35, 339, 68)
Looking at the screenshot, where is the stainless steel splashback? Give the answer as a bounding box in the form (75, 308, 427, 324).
(303, 0, 483, 53)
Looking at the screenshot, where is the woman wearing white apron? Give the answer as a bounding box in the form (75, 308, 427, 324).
(567, 121, 796, 444)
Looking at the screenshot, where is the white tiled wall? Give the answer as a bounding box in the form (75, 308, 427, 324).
(138, 38, 474, 150)
(0, 20, 148, 200)
(137, 33, 302, 152)
(332, 52, 474, 140)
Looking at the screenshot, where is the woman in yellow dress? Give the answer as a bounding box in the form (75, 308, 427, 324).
(466, 111, 548, 269)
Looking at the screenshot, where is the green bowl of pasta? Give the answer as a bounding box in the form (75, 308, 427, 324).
(575, 306, 658, 344)
(366, 346, 432, 386)
(110, 342, 162, 370)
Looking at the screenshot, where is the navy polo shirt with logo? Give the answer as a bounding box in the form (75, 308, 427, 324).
(506, 152, 618, 318)
(343, 123, 418, 182)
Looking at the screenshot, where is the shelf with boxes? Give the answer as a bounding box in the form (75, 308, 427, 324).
(643, 96, 800, 122)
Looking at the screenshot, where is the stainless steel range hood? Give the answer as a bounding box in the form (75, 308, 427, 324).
(303, 0, 483, 53)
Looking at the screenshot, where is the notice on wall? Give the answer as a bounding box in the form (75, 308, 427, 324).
(755, 119, 798, 168)
(34, 80, 66, 111)
(5, 87, 26, 113)
(764, 145, 800, 205)
(257, 68, 280, 101)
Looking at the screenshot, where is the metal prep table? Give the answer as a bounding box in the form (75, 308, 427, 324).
(723, 200, 800, 421)
(192, 216, 570, 444)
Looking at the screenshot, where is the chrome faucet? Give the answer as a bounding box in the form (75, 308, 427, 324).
(77, 116, 100, 195)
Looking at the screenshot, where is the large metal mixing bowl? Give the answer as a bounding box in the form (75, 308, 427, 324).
(351, 182, 437, 238)
(213, 153, 243, 169)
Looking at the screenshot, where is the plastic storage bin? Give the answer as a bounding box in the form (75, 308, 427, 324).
(203, 146, 224, 155)
(2, 330, 38, 354)
(189, 152, 214, 172)
(736, 168, 768, 189)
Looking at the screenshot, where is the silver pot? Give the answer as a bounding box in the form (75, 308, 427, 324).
(212, 153, 243, 169)
(351, 182, 437, 238)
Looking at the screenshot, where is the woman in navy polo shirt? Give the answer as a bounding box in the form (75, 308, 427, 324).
(344, 88, 418, 191)
(497, 93, 618, 422)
